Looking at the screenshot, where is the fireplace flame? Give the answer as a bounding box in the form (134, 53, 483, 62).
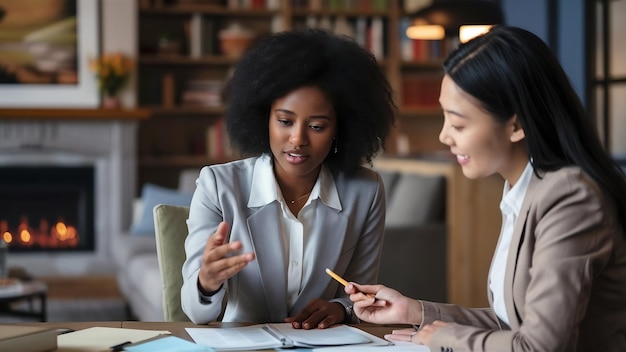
(20, 229, 33, 245)
(2, 231, 11, 244)
(0, 216, 80, 249)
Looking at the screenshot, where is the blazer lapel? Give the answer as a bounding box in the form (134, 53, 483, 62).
(503, 175, 538, 329)
(247, 203, 288, 321)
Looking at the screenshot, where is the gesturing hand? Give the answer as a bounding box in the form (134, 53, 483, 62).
(198, 222, 255, 293)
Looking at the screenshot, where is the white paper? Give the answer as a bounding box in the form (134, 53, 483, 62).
(186, 323, 390, 351)
(186, 324, 281, 351)
(312, 341, 431, 351)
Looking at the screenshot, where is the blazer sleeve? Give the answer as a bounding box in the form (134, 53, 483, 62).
(181, 166, 226, 324)
(427, 170, 617, 351)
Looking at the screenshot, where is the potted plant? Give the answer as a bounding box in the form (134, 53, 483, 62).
(89, 52, 133, 108)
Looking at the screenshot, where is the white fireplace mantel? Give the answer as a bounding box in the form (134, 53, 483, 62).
(0, 109, 150, 276)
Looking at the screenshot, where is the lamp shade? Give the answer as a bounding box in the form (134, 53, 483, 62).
(407, 0, 504, 40)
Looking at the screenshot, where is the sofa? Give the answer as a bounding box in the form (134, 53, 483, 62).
(113, 157, 447, 321)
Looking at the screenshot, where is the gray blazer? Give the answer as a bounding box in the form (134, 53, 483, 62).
(422, 166, 626, 352)
(181, 156, 386, 324)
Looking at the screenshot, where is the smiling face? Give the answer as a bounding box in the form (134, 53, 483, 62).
(438, 75, 528, 184)
(269, 85, 337, 185)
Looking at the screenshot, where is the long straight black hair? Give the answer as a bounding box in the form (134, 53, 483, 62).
(444, 25, 626, 233)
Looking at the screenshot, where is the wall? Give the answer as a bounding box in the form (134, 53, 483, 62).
(101, 0, 138, 108)
(502, 0, 586, 105)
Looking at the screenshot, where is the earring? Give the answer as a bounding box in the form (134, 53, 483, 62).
(333, 137, 338, 154)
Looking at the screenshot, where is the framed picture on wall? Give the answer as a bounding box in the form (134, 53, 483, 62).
(0, 0, 99, 108)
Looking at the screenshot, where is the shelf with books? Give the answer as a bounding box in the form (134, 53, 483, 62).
(400, 69, 443, 110)
(291, 10, 390, 61)
(138, 114, 228, 156)
(136, 1, 286, 190)
(138, 1, 283, 107)
(135, 0, 450, 188)
(140, 5, 280, 16)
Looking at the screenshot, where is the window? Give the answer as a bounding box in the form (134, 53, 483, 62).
(588, 0, 626, 161)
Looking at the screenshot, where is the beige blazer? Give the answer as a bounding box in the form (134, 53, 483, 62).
(422, 166, 626, 352)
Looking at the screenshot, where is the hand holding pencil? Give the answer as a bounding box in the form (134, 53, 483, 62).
(329, 268, 423, 327)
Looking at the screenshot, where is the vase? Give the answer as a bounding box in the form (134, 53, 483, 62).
(103, 95, 121, 109)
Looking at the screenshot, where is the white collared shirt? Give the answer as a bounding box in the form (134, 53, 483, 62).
(489, 162, 533, 325)
(248, 154, 342, 308)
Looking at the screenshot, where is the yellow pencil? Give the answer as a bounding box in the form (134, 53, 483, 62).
(325, 268, 349, 287)
(325, 268, 377, 300)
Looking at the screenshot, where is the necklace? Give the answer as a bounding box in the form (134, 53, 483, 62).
(290, 192, 311, 204)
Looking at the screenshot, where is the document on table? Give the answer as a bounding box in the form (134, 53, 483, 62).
(186, 323, 391, 351)
(310, 341, 431, 351)
(56, 327, 171, 352)
(123, 335, 214, 352)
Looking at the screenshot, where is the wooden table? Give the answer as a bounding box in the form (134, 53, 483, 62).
(4, 320, 411, 343)
(0, 280, 48, 322)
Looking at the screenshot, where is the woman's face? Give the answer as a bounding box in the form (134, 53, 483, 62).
(269, 85, 337, 183)
(438, 75, 527, 184)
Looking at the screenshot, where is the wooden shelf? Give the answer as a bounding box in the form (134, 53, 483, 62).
(0, 108, 151, 121)
(145, 105, 225, 116)
(140, 5, 279, 17)
(139, 55, 237, 66)
(292, 9, 389, 17)
(139, 155, 231, 167)
(400, 107, 442, 117)
(401, 60, 444, 69)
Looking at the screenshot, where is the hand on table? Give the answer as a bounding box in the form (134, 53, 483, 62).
(285, 299, 345, 329)
(384, 321, 451, 345)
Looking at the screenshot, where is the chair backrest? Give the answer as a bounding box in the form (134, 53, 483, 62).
(153, 203, 191, 322)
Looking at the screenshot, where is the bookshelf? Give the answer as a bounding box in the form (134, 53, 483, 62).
(135, 0, 506, 308)
(136, 0, 447, 188)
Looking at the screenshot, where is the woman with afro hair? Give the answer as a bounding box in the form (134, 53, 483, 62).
(181, 28, 396, 328)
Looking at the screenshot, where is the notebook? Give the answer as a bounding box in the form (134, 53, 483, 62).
(186, 323, 391, 351)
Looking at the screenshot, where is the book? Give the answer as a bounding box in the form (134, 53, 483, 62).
(186, 323, 391, 351)
(0, 325, 57, 352)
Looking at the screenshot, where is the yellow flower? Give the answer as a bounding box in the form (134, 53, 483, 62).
(89, 52, 133, 96)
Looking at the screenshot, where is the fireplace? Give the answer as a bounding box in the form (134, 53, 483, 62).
(0, 113, 143, 276)
(0, 166, 95, 252)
